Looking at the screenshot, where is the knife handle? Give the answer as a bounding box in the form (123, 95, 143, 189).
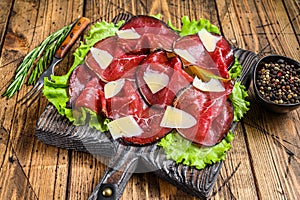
(55, 17, 90, 59)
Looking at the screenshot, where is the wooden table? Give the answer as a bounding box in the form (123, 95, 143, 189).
(0, 0, 299, 199)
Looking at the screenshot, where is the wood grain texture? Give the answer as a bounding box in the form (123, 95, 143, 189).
(0, 0, 299, 200)
(0, 0, 13, 53)
(213, 1, 300, 200)
(0, 0, 83, 199)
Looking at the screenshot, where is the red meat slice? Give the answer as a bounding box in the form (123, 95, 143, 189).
(208, 37, 234, 79)
(85, 36, 147, 82)
(167, 56, 194, 96)
(173, 34, 234, 96)
(135, 51, 174, 106)
(174, 35, 218, 74)
(136, 51, 192, 107)
(75, 77, 106, 115)
(173, 34, 233, 79)
(106, 79, 147, 120)
(68, 64, 97, 107)
(101, 54, 147, 82)
(121, 106, 172, 145)
(174, 85, 233, 146)
(118, 15, 179, 52)
(205, 100, 234, 146)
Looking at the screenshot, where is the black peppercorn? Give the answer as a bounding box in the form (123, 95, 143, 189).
(256, 59, 300, 105)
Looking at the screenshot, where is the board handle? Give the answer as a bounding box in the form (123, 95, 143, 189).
(89, 145, 140, 200)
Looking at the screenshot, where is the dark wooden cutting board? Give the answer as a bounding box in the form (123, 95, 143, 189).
(36, 48, 257, 199)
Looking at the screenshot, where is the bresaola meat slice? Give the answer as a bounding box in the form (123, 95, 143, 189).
(174, 33, 234, 97)
(68, 64, 97, 107)
(106, 79, 146, 120)
(118, 15, 179, 52)
(207, 35, 234, 79)
(122, 106, 172, 145)
(75, 77, 106, 114)
(100, 54, 147, 81)
(174, 34, 219, 74)
(136, 51, 192, 107)
(85, 36, 147, 82)
(173, 33, 233, 78)
(174, 85, 234, 146)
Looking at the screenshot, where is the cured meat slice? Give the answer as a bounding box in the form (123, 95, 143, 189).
(106, 79, 147, 120)
(70, 17, 236, 147)
(207, 36, 234, 79)
(101, 54, 147, 82)
(174, 34, 234, 97)
(68, 64, 97, 107)
(174, 85, 234, 146)
(168, 56, 194, 95)
(85, 36, 147, 82)
(118, 15, 179, 53)
(121, 106, 172, 145)
(174, 35, 218, 74)
(173, 33, 233, 78)
(136, 51, 173, 106)
(205, 100, 234, 145)
(75, 77, 106, 114)
(136, 51, 192, 107)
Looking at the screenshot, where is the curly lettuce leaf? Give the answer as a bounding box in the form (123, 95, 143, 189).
(180, 16, 220, 36)
(229, 57, 243, 79)
(43, 20, 124, 131)
(158, 131, 234, 169)
(151, 13, 162, 19)
(72, 107, 110, 131)
(229, 82, 250, 121)
(228, 57, 250, 121)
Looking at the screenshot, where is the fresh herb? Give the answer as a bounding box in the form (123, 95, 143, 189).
(2, 19, 77, 98)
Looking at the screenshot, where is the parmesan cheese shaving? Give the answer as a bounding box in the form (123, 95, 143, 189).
(90, 47, 113, 69)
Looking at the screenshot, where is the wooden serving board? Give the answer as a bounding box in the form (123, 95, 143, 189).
(36, 48, 257, 199)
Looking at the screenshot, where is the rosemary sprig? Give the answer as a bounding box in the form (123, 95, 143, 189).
(2, 20, 77, 98)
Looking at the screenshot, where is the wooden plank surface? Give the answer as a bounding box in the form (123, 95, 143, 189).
(0, 0, 299, 200)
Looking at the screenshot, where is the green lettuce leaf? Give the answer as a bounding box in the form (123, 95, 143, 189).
(72, 107, 110, 131)
(151, 13, 162, 19)
(229, 57, 243, 79)
(180, 16, 220, 36)
(43, 20, 124, 131)
(158, 131, 234, 170)
(228, 57, 250, 121)
(229, 81, 250, 121)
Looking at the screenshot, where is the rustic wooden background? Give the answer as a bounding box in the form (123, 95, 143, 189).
(0, 0, 299, 199)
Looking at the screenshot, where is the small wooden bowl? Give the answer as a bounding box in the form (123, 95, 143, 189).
(253, 55, 300, 113)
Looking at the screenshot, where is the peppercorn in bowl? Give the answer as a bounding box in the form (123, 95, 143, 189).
(253, 55, 300, 113)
